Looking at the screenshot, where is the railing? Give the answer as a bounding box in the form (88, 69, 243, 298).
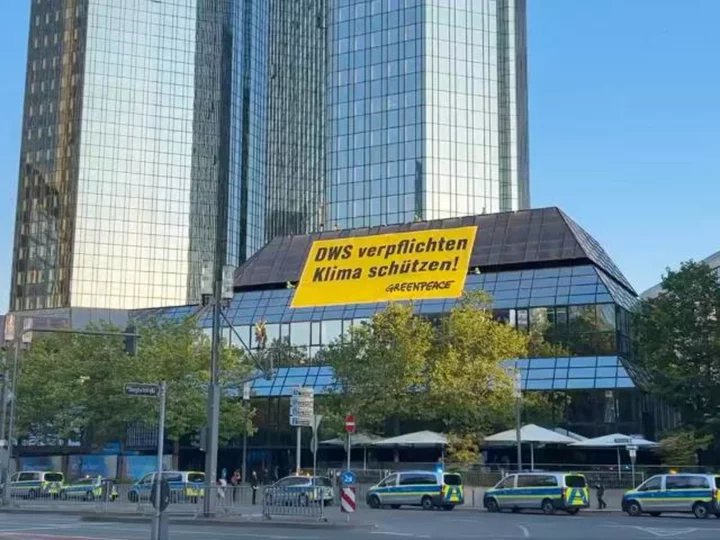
(262, 485, 327, 522)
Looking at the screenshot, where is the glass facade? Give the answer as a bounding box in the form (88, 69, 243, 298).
(325, 0, 529, 230)
(11, 0, 270, 311)
(136, 263, 637, 394)
(265, 0, 327, 240)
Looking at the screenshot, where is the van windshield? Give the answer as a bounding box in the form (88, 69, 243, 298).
(187, 473, 204, 483)
(715, 477, 720, 489)
(44, 473, 63, 483)
(443, 474, 462, 486)
(565, 475, 586, 488)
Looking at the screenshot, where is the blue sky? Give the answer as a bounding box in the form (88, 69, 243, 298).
(0, 1, 718, 312)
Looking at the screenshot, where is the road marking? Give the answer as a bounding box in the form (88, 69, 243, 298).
(518, 524, 530, 538)
(370, 533, 430, 539)
(636, 528, 698, 538)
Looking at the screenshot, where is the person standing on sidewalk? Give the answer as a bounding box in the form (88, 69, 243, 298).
(595, 479, 607, 509)
(251, 471, 259, 505)
(230, 469, 241, 503)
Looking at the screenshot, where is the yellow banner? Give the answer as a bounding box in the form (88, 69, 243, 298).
(291, 226, 477, 308)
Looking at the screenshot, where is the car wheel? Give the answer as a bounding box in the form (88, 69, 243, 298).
(442, 504, 454, 511)
(541, 499, 555, 515)
(511, 507, 521, 513)
(264, 493, 273, 506)
(421, 496, 434, 511)
(693, 502, 708, 519)
(368, 495, 381, 509)
(128, 491, 138, 503)
(85, 492, 95, 502)
(486, 498, 500, 513)
(567, 508, 580, 515)
(390, 504, 401, 509)
(649, 512, 661, 517)
(626, 501, 642, 517)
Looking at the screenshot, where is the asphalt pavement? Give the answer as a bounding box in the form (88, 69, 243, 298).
(1, 508, 720, 540)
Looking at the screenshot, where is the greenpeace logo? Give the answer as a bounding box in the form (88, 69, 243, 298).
(385, 280, 455, 293)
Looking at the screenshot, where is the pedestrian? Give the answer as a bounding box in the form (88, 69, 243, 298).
(251, 471, 259, 505)
(595, 479, 606, 510)
(230, 469, 241, 503)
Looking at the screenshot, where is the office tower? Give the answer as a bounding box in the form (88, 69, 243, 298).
(10, 0, 268, 312)
(325, 0, 530, 230)
(265, 0, 327, 240)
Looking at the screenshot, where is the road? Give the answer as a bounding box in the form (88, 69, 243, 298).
(0, 510, 719, 540)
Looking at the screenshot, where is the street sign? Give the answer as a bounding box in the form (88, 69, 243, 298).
(290, 416, 313, 427)
(292, 387, 314, 397)
(290, 404, 314, 417)
(341, 471, 357, 486)
(242, 382, 251, 401)
(290, 395, 314, 406)
(125, 383, 160, 397)
(345, 414, 356, 434)
(341, 487, 356, 513)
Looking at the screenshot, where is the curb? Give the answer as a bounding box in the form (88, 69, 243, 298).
(79, 514, 374, 530)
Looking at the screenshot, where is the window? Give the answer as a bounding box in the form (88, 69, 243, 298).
(666, 476, 709, 490)
(400, 473, 436, 486)
(517, 475, 556, 488)
(378, 474, 398, 488)
(312, 477, 332, 487)
(638, 476, 662, 492)
(44, 473, 63, 483)
(565, 475, 586, 488)
(495, 476, 515, 489)
(187, 473, 204, 483)
(443, 474, 462, 486)
(715, 477, 719, 489)
(19, 473, 38, 482)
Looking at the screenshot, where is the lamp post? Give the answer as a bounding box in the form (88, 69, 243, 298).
(200, 262, 235, 517)
(513, 369, 523, 472)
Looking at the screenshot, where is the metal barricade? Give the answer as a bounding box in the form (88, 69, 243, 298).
(262, 485, 327, 522)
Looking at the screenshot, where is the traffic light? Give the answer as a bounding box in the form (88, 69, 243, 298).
(125, 324, 138, 356)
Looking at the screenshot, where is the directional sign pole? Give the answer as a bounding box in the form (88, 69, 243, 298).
(295, 427, 301, 475)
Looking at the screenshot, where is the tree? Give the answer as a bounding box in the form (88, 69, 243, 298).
(16, 317, 256, 455)
(634, 261, 720, 438)
(320, 292, 528, 437)
(658, 429, 713, 466)
(446, 433, 480, 468)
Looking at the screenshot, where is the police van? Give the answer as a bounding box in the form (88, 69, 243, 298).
(622, 473, 720, 519)
(483, 472, 589, 515)
(366, 470, 464, 510)
(127, 471, 205, 503)
(6, 471, 64, 499)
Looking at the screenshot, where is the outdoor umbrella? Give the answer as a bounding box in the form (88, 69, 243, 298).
(321, 433, 382, 470)
(483, 424, 576, 471)
(372, 431, 448, 463)
(569, 433, 658, 480)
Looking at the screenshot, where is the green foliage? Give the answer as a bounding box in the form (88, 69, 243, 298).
(320, 291, 528, 436)
(446, 432, 480, 467)
(659, 429, 713, 465)
(634, 261, 720, 436)
(16, 317, 256, 448)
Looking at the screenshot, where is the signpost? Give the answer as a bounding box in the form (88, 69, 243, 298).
(126, 382, 166, 540)
(311, 414, 323, 478)
(290, 387, 314, 473)
(627, 444, 638, 487)
(345, 414, 355, 472)
(242, 382, 250, 487)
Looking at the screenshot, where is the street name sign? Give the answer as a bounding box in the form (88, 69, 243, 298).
(124, 383, 160, 397)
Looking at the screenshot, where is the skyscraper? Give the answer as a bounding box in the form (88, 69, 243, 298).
(10, 0, 269, 312)
(10, 0, 529, 313)
(324, 0, 529, 229)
